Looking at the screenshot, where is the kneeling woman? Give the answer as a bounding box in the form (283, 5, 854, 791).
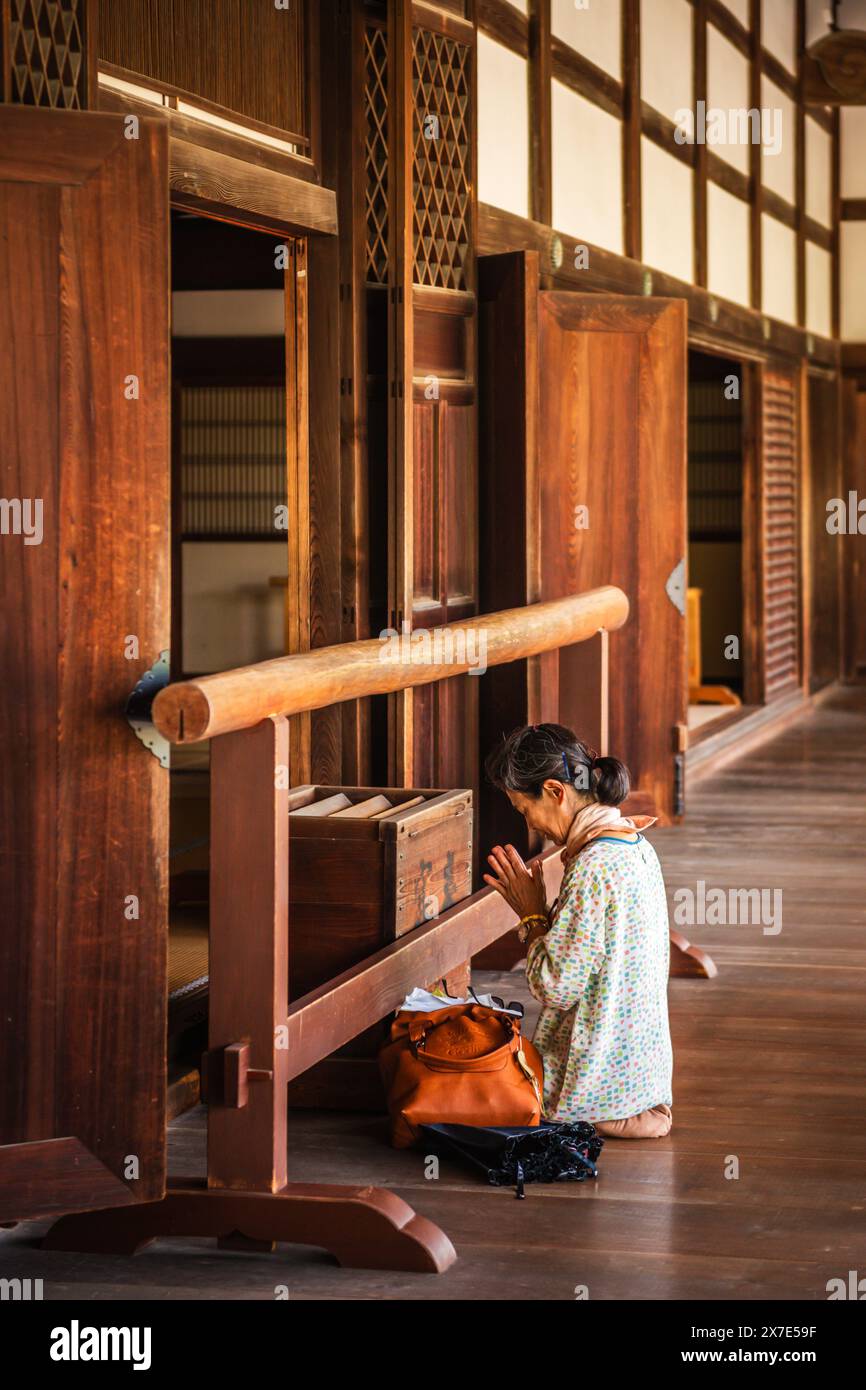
(483, 724, 673, 1139)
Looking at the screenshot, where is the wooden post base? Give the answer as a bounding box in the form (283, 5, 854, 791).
(42, 1177, 457, 1273)
(669, 928, 717, 978)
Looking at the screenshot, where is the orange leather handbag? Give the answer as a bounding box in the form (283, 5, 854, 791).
(378, 1002, 545, 1149)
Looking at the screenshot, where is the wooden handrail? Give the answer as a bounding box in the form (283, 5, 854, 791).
(153, 586, 629, 743)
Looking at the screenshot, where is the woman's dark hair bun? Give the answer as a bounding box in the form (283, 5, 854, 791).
(591, 755, 630, 807)
(484, 722, 630, 807)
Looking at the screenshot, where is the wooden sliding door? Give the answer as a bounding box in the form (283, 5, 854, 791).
(537, 290, 688, 821)
(478, 251, 688, 836)
(0, 108, 170, 1219)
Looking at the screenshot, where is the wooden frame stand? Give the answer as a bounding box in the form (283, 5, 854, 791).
(43, 1178, 455, 1272)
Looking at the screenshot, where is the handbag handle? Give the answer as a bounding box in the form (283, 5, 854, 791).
(409, 1010, 524, 1076)
(408, 1005, 516, 1047)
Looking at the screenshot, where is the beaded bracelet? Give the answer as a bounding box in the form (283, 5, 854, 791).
(516, 912, 548, 943)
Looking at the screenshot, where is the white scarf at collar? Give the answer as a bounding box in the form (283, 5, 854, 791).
(560, 802, 657, 866)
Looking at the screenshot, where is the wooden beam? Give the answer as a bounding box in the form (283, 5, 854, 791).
(622, 0, 641, 263)
(750, 0, 763, 312)
(550, 37, 623, 119)
(97, 84, 320, 185)
(841, 199, 866, 221)
(641, 103, 696, 170)
(763, 183, 797, 232)
(795, 0, 806, 326)
(694, 0, 708, 288)
(477, 0, 529, 57)
(412, 0, 474, 42)
(832, 106, 841, 340)
(528, 0, 551, 226)
(477, 201, 841, 367)
(154, 587, 631, 743)
(169, 138, 337, 236)
(706, 0, 749, 56)
(762, 47, 797, 100)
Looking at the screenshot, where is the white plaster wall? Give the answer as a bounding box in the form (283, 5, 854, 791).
(552, 79, 624, 253)
(642, 137, 694, 282)
(760, 76, 795, 205)
(477, 33, 530, 218)
(762, 0, 797, 73)
(841, 223, 866, 340)
(707, 181, 751, 308)
(806, 241, 833, 338)
(641, 0, 693, 123)
(707, 25, 751, 176)
(762, 213, 798, 325)
(841, 108, 866, 198)
(806, 116, 833, 229)
(551, 0, 621, 79)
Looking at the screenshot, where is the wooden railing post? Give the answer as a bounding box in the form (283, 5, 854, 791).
(206, 716, 289, 1193)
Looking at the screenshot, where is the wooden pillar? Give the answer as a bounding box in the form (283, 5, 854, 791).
(794, 0, 806, 326)
(693, 0, 708, 288)
(528, 0, 552, 228)
(388, 0, 416, 785)
(622, 0, 641, 263)
(751, 0, 764, 313)
(207, 717, 289, 1193)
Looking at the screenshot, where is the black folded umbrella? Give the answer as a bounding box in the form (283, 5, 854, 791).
(419, 1119, 603, 1198)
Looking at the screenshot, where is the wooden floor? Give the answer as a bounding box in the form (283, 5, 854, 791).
(3, 685, 865, 1299)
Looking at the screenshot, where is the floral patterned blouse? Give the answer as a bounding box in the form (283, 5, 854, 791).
(525, 834, 673, 1124)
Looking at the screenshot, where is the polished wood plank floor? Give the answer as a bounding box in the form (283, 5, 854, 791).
(2, 686, 864, 1299)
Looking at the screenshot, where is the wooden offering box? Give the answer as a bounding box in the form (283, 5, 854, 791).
(288, 785, 473, 1003)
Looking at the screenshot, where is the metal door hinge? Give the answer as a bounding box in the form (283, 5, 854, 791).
(665, 558, 686, 616)
(126, 650, 170, 768)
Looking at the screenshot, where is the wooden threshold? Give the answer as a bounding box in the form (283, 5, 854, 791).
(686, 685, 812, 781)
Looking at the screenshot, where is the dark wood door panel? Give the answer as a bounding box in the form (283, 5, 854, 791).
(0, 107, 170, 1215)
(537, 291, 688, 821)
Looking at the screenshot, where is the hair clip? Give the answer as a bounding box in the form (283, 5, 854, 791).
(561, 751, 571, 784)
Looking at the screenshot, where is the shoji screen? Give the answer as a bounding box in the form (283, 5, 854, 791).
(761, 369, 801, 700)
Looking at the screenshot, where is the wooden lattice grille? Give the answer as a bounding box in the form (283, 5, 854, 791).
(412, 27, 471, 291)
(762, 371, 800, 700)
(7, 0, 87, 108)
(364, 23, 389, 286)
(688, 379, 743, 541)
(179, 385, 287, 540)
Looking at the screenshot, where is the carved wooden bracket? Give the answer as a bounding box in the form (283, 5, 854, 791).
(804, 31, 866, 105)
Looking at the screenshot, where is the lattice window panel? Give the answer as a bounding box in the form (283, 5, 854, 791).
(761, 371, 800, 700)
(364, 23, 389, 286)
(179, 385, 287, 540)
(7, 0, 87, 109)
(412, 27, 471, 291)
